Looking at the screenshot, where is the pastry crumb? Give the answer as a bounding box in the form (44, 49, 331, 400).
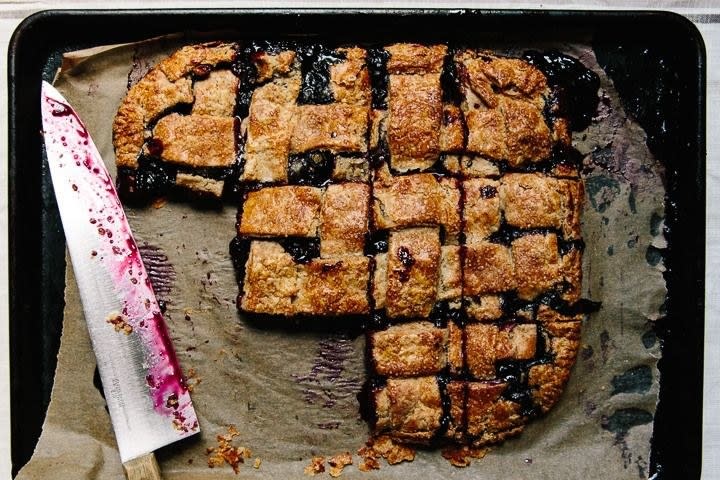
(327, 452, 352, 477)
(254, 458, 262, 469)
(370, 436, 415, 465)
(207, 425, 252, 474)
(106, 313, 133, 335)
(357, 436, 415, 471)
(441, 445, 489, 467)
(357, 445, 380, 472)
(304, 456, 325, 476)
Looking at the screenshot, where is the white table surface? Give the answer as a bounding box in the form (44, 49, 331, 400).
(0, 1, 717, 479)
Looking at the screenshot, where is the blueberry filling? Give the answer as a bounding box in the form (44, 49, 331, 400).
(296, 43, 345, 105)
(287, 150, 334, 187)
(279, 237, 321, 264)
(367, 47, 390, 110)
(430, 300, 466, 328)
(523, 50, 600, 131)
(364, 230, 389, 256)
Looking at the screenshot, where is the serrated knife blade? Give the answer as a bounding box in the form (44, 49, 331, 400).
(40, 81, 198, 477)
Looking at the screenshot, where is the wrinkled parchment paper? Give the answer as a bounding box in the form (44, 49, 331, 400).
(17, 34, 666, 480)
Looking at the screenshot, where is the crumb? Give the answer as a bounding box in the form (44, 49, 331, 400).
(254, 458, 262, 469)
(106, 313, 133, 335)
(357, 445, 380, 472)
(165, 393, 179, 409)
(327, 452, 352, 477)
(441, 445, 489, 467)
(370, 436, 415, 465)
(152, 197, 167, 209)
(185, 367, 202, 392)
(304, 456, 325, 476)
(206, 425, 252, 474)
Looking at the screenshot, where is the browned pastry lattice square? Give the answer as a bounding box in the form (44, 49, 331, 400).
(113, 40, 598, 451)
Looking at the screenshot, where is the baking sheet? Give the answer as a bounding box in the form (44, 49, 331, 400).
(8, 8, 704, 478)
(14, 33, 668, 480)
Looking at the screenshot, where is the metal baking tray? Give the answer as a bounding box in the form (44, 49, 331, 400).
(8, 9, 706, 478)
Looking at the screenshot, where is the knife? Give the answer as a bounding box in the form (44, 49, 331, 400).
(40, 81, 199, 479)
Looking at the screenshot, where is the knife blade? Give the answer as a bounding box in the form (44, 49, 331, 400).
(40, 81, 199, 476)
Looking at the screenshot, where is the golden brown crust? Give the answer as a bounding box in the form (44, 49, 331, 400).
(511, 233, 563, 300)
(438, 246, 462, 300)
(544, 321, 582, 369)
(536, 304, 584, 323)
(373, 170, 461, 239)
(561, 247, 583, 303)
(240, 241, 370, 315)
(332, 156, 370, 182)
(457, 50, 555, 167)
(370, 322, 447, 376)
(463, 242, 515, 296)
(242, 72, 301, 182)
(463, 178, 501, 244)
(240, 241, 304, 315)
(445, 381, 466, 441)
(460, 155, 502, 178)
(299, 256, 371, 315)
(385, 228, 441, 318)
(466, 382, 525, 445)
(465, 107, 508, 160)
(158, 42, 237, 82)
(560, 179, 585, 240)
(385, 43, 447, 75)
(502, 97, 553, 166)
(191, 70, 239, 116)
(440, 104, 466, 152)
(254, 50, 296, 83)
(372, 253, 387, 310)
(152, 113, 236, 168)
(465, 323, 537, 379)
(374, 377, 443, 443)
(528, 364, 570, 414)
(113, 69, 193, 168)
(500, 173, 564, 230)
(447, 322, 464, 375)
(320, 183, 370, 257)
(457, 50, 547, 107)
(466, 295, 504, 322)
(238, 186, 322, 237)
(175, 173, 224, 198)
(331, 47, 371, 107)
(290, 104, 368, 154)
(387, 74, 442, 172)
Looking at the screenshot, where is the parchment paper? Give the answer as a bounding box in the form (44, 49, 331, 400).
(17, 35, 666, 480)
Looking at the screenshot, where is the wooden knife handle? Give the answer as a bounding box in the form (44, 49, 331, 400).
(123, 453, 162, 480)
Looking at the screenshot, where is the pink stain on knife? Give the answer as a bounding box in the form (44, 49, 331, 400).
(41, 85, 197, 433)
